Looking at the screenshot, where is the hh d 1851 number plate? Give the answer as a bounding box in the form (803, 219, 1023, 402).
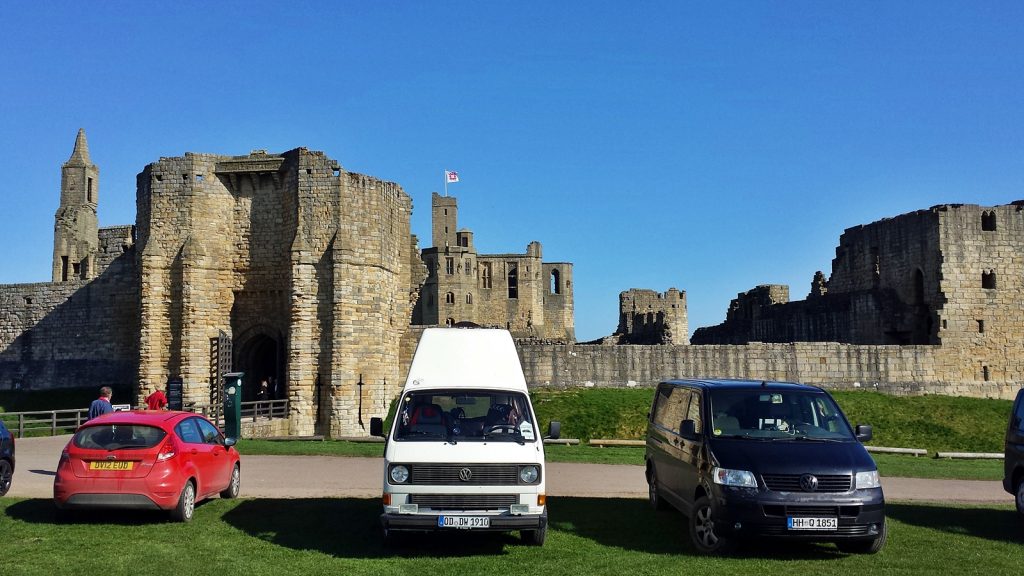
(787, 517, 838, 530)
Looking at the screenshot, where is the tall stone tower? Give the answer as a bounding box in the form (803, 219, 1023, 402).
(52, 129, 99, 282)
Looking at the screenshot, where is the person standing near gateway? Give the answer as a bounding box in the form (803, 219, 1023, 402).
(145, 388, 168, 410)
(89, 387, 114, 420)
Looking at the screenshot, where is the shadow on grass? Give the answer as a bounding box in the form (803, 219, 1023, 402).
(886, 502, 1024, 545)
(5, 497, 218, 525)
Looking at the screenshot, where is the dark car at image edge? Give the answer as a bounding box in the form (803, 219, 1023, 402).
(0, 420, 13, 497)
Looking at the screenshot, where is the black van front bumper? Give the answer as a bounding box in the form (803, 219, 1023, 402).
(381, 511, 546, 533)
(711, 485, 886, 540)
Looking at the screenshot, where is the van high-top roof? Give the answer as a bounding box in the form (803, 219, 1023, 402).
(404, 328, 528, 392)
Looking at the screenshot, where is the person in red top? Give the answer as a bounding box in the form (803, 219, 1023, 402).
(145, 389, 168, 410)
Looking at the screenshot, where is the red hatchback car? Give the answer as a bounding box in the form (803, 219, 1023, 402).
(54, 410, 241, 521)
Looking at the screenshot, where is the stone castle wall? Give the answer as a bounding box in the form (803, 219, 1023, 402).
(615, 288, 688, 344)
(515, 343, 1018, 399)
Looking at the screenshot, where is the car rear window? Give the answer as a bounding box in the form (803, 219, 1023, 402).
(74, 425, 167, 450)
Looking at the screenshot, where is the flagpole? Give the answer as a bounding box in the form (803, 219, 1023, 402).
(444, 169, 447, 197)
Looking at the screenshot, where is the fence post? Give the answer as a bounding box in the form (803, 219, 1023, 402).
(52, 411, 58, 436)
(19, 413, 24, 438)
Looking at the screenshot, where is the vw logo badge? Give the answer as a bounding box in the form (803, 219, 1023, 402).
(799, 474, 819, 492)
(459, 467, 473, 482)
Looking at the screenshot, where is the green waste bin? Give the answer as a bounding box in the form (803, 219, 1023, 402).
(223, 372, 244, 439)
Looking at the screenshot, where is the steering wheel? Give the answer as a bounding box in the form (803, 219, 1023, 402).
(485, 424, 518, 435)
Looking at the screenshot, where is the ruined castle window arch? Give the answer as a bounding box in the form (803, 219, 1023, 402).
(550, 269, 561, 295)
(913, 269, 925, 304)
(982, 211, 997, 231)
(982, 270, 997, 289)
(466, 293, 473, 305)
(446, 257, 455, 275)
(481, 262, 492, 289)
(445, 292, 455, 304)
(507, 263, 518, 299)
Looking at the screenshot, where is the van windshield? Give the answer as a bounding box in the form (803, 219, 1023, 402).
(708, 389, 855, 441)
(394, 390, 537, 443)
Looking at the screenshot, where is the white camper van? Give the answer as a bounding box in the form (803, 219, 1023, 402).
(370, 327, 560, 545)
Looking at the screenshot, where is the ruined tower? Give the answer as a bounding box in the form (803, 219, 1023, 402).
(52, 129, 99, 282)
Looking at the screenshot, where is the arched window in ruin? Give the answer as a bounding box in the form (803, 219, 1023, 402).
(481, 262, 492, 289)
(982, 211, 997, 231)
(982, 270, 996, 289)
(913, 269, 925, 304)
(466, 293, 473, 305)
(550, 269, 561, 295)
(446, 317, 455, 327)
(445, 292, 455, 304)
(507, 263, 518, 299)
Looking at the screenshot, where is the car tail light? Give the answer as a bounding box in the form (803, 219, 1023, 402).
(156, 439, 177, 462)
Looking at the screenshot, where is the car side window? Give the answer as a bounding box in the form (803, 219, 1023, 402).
(1014, 393, 1024, 432)
(196, 418, 223, 445)
(652, 386, 674, 429)
(175, 419, 203, 444)
(686, 390, 703, 434)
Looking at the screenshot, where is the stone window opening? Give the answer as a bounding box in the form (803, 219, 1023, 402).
(550, 269, 561, 295)
(446, 257, 455, 275)
(466, 293, 473, 305)
(333, 169, 340, 177)
(982, 270, 996, 289)
(982, 211, 997, 231)
(182, 174, 188, 181)
(465, 259, 472, 275)
(481, 262, 492, 289)
(87, 177, 94, 203)
(983, 365, 990, 381)
(446, 317, 455, 327)
(445, 292, 455, 304)
(978, 319, 985, 333)
(913, 269, 925, 304)
(61, 256, 69, 282)
(507, 263, 518, 299)
(195, 174, 204, 182)
(155, 174, 163, 182)
(24, 296, 32, 305)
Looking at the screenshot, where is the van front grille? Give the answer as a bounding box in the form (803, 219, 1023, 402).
(410, 464, 520, 485)
(761, 474, 852, 492)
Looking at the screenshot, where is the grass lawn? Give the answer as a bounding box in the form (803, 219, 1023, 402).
(1, 497, 1021, 575)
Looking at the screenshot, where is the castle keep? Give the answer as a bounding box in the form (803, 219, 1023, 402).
(413, 192, 574, 341)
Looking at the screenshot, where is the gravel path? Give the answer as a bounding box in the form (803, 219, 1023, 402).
(6, 434, 1011, 504)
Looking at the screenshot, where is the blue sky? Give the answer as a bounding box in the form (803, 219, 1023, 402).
(2, 2, 1023, 342)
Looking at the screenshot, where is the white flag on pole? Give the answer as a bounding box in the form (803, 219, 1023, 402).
(445, 170, 459, 183)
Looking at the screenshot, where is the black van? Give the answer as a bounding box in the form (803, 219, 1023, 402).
(1003, 387, 1024, 515)
(645, 379, 886, 554)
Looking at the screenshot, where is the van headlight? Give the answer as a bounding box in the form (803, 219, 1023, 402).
(389, 465, 410, 484)
(519, 465, 540, 484)
(711, 467, 757, 488)
(855, 470, 880, 489)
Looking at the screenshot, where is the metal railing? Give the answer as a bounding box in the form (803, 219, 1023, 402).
(1, 399, 290, 438)
(0, 408, 89, 438)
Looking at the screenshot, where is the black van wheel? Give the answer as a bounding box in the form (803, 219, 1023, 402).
(1016, 480, 1024, 516)
(521, 523, 546, 546)
(647, 467, 668, 511)
(836, 519, 887, 554)
(689, 495, 734, 554)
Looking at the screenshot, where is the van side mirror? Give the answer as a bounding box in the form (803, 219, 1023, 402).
(546, 421, 561, 440)
(679, 419, 697, 439)
(370, 417, 384, 438)
(855, 424, 873, 442)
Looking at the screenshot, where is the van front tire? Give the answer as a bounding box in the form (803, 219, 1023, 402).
(521, 523, 547, 546)
(1015, 480, 1024, 516)
(689, 495, 734, 554)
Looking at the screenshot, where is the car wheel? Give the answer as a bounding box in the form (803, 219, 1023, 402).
(648, 466, 668, 511)
(836, 519, 887, 554)
(171, 480, 196, 523)
(220, 464, 240, 499)
(1016, 480, 1024, 516)
(689, 495, 734, 554)
(0, 459, 12, 497)
(521, 523, 547, 546)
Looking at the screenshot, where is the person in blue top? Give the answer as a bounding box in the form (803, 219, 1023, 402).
(88, 387, 114, 420)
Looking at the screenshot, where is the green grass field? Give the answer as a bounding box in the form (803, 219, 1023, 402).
(2, 497, 1021, 576)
